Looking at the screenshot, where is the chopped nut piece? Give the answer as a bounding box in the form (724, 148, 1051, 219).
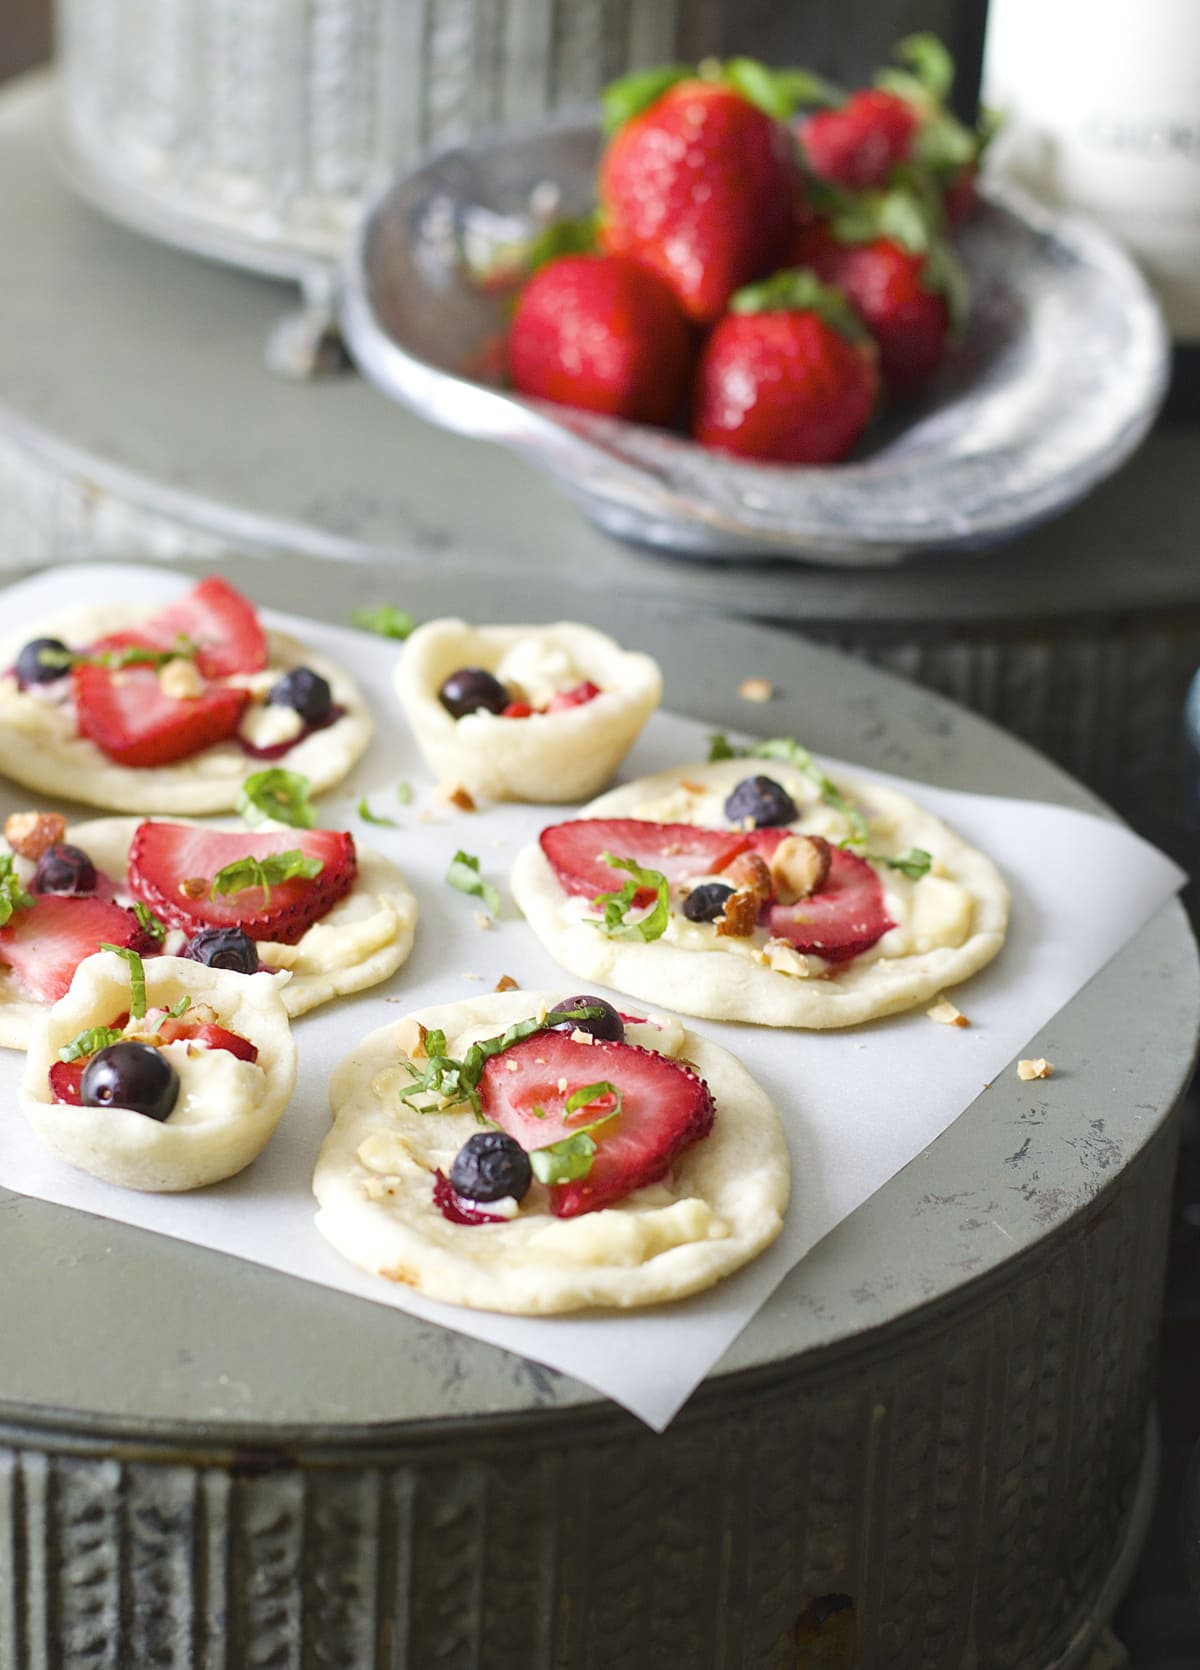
(159, 657, 205, 701)
(764, 938, 810, 977)
(505, 1058, 520, 1072)
(680, 779, 707, 795)
(440, 783, 476, 813)
(927, 999, 969, 1027)
(769, 834, 832, 904)
(716, 888, 761, 938)
(721, 851, 773, 904)
(460, 971, 483, 982)
(1018, 1057, 1054, 1081)
(494, 973, 520, 993)
(473, 910, 493, 931)
(411, 1022, 430, 1061)
(570, 1028, 597, 1045)
(556, 1076, 568, 1092)
(178, 876, 208, 900)
(739, 676, 774, 703)
(4, 810, 66, 860)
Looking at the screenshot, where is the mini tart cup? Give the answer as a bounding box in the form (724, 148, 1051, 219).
(20, 952, 298, 1192)
(394, 620, 662, 803)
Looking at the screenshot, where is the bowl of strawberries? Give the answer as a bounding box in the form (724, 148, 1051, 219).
(340, 37, 1168, 564)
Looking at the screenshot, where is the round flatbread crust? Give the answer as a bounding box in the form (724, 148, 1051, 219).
(510, 760, 1010, 1029)
(0, 603, 372, 813)
(19, 952, 297, 1191)
(314, 990, 789, 1314)
(0, 817, 419, 1048)
(395, 620, 662, 803)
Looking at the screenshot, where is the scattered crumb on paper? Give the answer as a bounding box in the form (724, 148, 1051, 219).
(927, 999, 969, 1027)
(1018, 1057, 1054, 1081)
(738, 677, 773, 703)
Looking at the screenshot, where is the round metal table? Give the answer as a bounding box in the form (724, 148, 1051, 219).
(0, 553, 1195, 1669)
(2, 74, 1200, 867)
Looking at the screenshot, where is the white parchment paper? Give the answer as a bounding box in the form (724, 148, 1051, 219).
(0, 566, 1186, 1429)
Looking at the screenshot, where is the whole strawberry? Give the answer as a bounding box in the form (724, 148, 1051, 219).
(598, 67, 801, 326)
(692, 271, 878, 464)
(507, 253, 693, 426)
(799, 89, 919, 191)
(790, 198, 965, 397)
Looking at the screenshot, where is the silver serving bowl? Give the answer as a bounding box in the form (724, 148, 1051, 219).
(340, 120, 1169, 565)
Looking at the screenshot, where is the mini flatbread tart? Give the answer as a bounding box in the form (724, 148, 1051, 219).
(0, 816, 419, 1048)
(20, 950, 297, 1192)
(510, 757, 1010, 1029)
(0, 592, 372, 814)
(395, 619, 662, 803)
(314, 990, 789, 1314)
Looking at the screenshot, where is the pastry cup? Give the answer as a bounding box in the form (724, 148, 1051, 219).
(394, 620, 662, 802)
(20, 952, 297, 1191)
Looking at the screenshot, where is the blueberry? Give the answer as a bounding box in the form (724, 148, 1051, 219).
(438, 666, 511, 719)
(183, 926, 260, 975)
(267, 666, 333, 724)
(80, 1041, 179, 1122)
(549, 994, 625, 1042)
(724, 774, 797, 828)
(33, 844, 96, 895)
(16, 637, 70, 686)
(683, 882, 735, 923)
(449, 1131, 532, 1203)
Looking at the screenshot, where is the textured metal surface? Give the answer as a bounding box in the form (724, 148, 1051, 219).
(54, 0, 964, 276)
(0, 1126, 1177, 1667)
(342, 127, 1167, 560)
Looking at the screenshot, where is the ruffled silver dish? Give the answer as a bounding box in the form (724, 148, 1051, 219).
(340, 120, 1169, 565)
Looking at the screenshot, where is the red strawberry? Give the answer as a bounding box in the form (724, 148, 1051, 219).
(0, 895, 143, 1003)
(767, 846, 893, 962)
(599, 77, 799, 325)
(790, 221, 951, 397)
(540, 819, 756, 903)
(508, 254, 694, 426)
(128, 577, 268, 679)
(49, 1061, 85, 1104)
(692, 270, 878, 463)
(501, 702, 535, 719)
(479, 1029, 715, 1216)
(155, 1016, 259, 1062)
(73, 663, 249, 768)
(128, 822, 356, 944)
(799, 89, 919, 190)
(544, 680, 602, 712)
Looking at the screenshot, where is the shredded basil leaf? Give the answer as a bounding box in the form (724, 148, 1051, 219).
(708, 733, 869, 845)
(564, 1080, 623, 1121)
(399, 1005, 606, 1119)
(238, 768, 317, 830)
(100, 943, 147, 1020)
(0, 854, 34, 928)
(358, 796, 398, 828)
(39, 635, 198, 673)
(132, 901, 166, 942)
(209, 850, 323, 905)
(146, 994, 193, 1035)
(395, 782, 413, 806)
(862, 845, 932, 880)
(351, 604, 417, 641)
(445, 849, 501, 917)
(58, 1023, 124, 1064)
(592, 852, 670, 942)
(529, 1130, 602, 1186)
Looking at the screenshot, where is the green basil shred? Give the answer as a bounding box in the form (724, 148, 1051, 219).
(592, 852, 670, 942)
(445, 849, 501, 916)
(238, 768, 317, 830)
(209, 850, 323, 904)
(99, 944, 147, 1020)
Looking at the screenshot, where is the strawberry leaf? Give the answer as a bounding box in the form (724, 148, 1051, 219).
(602, 65, 690, 134)
(721, 58, 796, 121)
(729, 269, 871, 345)
(892, 33, 955, 103)
(522, 212, 600, 275)
(239, 768, 317, 830)
(921, 240, 971, 336)
(593, 853, 670, 942)
(772, 67, 843, 111)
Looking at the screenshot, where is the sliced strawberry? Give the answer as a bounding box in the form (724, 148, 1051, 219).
(501, 701, 535, 719)
(479, 1030, 715, 1217)
(155, 1017, 258, 1062)
(0, 895, 142, 1003)
(130, 577, 268, 679)
(767, 847, 893, 963)
(49, 1060, 86, 1104)
(128, 822, 356, 945)
(73, 663, 249, 768)
(545, 680, 601, 713)
(540, 818, 754, 904)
